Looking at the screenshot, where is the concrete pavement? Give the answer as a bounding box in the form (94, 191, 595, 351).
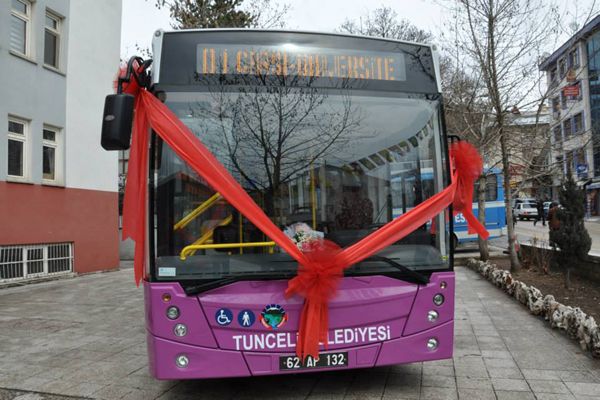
(510, 219, 600, 256)
(0, 266, 599, 399)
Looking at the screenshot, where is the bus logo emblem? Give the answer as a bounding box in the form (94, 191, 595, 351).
(215, 308, 233, 326)
(260, 304, 288, 330)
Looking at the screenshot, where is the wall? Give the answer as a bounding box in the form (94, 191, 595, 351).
(0, 0, 70, 184)
(0, 182, 119, 273)
(65, 0, 121, 192)
(1, 0, 122, 273)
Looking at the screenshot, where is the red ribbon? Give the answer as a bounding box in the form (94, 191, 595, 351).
(122, 87, 488, 361)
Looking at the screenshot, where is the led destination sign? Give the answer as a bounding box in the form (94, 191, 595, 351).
(197, 44, 407, 81)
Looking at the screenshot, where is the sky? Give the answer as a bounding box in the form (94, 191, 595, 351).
(120, 0, 599, 58)
(121, 0, 445, 57)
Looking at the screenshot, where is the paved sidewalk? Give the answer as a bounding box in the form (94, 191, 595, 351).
(0, 266, 599, 400)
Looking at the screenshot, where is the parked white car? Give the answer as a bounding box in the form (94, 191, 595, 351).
(514, 202, 538, 220)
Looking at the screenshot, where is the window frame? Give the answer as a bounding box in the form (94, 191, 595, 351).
(7, 116, 30, 182)
(550, 67, 558, 85)
(44, 10, 62, 69)
(10, 0, 32, 57)
(569, 47, 580, 69)
(573, 112, 584, 134)
(552, 124, 562, 143)
(559, 57, 567, 78)
(560, 92, 568, 109)
(563, 117, 573, 138)
(42, 124, 63, 186)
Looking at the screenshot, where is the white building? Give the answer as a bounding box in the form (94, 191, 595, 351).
(0, 0, 122, 282)
(539, 15, 600, 215)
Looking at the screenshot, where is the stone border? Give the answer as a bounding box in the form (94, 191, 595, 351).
(465, 258, 600, 358)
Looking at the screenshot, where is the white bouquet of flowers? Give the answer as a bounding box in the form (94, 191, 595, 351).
(283, 222, 324, 251)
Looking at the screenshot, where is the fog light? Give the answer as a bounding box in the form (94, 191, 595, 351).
(427, 310, 439, 322)
(175, 354, 189, 368)
(427, 338, 438, 351)
(433, 293, 445, 306)
(174, 323, 187, 337)
(166, 306, 180, 320)
(440, 281, 447, 289)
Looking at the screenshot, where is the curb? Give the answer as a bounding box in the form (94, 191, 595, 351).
(465, 258, 600, 359)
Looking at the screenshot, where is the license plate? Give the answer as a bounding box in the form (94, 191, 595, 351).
(279, 352, 348, 370)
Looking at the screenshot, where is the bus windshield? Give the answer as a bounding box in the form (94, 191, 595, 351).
(152, 33, 450, 284)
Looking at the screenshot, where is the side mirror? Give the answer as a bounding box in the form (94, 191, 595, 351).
(101, 94, 134, 150)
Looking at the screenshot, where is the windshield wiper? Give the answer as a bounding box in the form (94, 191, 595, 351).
(363, 255, 430, 285)
(183, 277, 239, 295)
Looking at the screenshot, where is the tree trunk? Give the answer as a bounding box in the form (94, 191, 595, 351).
(499, 129, 521, 272)
(477, 175, 489, 261)
(565, 267, 571, 289)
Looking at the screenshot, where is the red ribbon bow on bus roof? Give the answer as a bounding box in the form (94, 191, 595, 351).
(122, 84, 488, 361)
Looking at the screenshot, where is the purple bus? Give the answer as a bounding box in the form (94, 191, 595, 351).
(119, 29, 454, 379)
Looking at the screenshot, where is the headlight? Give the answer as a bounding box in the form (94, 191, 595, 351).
(175, 354, 189, 368)
(427, 310, 439, 322)
(427, 338, 438, 350)
(174, 323, 187, 337)
(433, 293, 444, 306)
(167, 306, 180, 320)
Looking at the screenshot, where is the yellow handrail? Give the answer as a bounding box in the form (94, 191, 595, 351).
(186, 214, 233, 257)
(180, 241, 276, 260)
(173, 193, 222, 231)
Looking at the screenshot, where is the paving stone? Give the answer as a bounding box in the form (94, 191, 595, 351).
(528, 379, 571, 394)
(422, 364, 455, 377)
(487, 367, 523, 379)
(457, 388, 496, 400)
(2, 266, 600, 400)
(480, 350, 512, 359)
(535, 394, 577, 400)
(495, 390, 536, 399)
(456, 376, 493, 390)
(491, 378, 531, 392)
(483, 357, 518, 369)
(420, 386, 458, 400)
(454, 365, 489, 378)
(564, 382, 600, 396)
(421, 374, 456, 388)
(92, 384, 136, 400)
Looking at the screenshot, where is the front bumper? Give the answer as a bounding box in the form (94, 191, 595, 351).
(147, 320, 454, 379)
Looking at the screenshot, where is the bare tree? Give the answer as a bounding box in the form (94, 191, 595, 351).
(339, 6, 433, 42)
(154, 0, 289, 29)
(189, 59, 362, 220)
(443, 0, 565, 272)
(441, 56, 498, 260)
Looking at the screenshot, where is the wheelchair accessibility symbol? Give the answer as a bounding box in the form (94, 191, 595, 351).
(215, 308, 233, 326)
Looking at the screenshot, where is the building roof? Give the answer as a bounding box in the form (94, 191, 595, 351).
(506, 111, 551, 126)
(539, 14, 600, 71)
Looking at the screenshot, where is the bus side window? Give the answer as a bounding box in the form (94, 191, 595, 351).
(473, 174, 498, 202)
(486, 175, 498, 201)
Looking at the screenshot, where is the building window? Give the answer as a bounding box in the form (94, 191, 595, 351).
(573, 112, 584, 134)
(552, 97, 560, 115)
(553, 125, 562, 142)
(10, 0, 31, 56)
(7, 117, 28, 180)
(42, 125, 62, 184)
(568, 47, 580, 68)
(559, 57, 567, 77)
(560, 92, 568, 109)
(550, 67, 558, 84)
(563, 118, 572, 138)
(44, 11, 61, 68)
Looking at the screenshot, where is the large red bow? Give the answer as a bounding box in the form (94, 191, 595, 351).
(122, 88, 488, 360)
